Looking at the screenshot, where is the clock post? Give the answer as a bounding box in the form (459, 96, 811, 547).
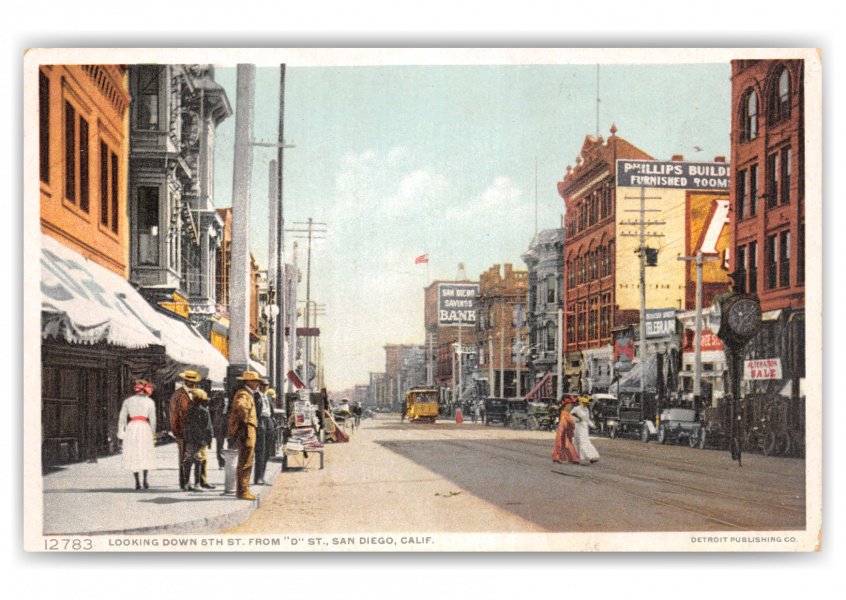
(713, 276, 762, 466)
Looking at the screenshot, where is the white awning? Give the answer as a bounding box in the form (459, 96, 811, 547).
(41, 235, 228, 383)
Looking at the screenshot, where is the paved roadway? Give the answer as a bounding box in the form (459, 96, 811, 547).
(226, 413, 805, 534)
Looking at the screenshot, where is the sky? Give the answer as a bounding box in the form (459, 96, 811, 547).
(211, 62, 732, 390)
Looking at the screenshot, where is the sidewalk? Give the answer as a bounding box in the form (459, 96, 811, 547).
(42, 442, 283, 536)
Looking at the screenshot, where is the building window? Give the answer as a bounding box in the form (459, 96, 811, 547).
(64, 101, 89, 211)
(589, 298, 598, 340)
(99, 142, 109, 226)
(780, 230, 791, 288)
(546, 274, 556, 303)
(567, 312, 575, 344)
(111, 151, 119, 233)
(780, 147, 791, 205)
(797, 223, 805, 286)
(600, 293, 612, 339)
(39, 70, 50, 184)
(736, 245, 748, 294)
(748, 241, 758, 294)
(737, 169, 748, 220)
(137, 186, 160, 265)
(578, 302, 587, 343)
(766, 235, 778, 290)
(64, 102, 75, 202)
(546, 321, 556, 353)
(137, 65, 161, 130)
(773, 68, 791, 122)
(767, 152, 779, 210)
(749, 163, 759, 217)
(742, 89, 758, 142)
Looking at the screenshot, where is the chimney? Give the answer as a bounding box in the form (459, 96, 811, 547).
(671, 154, 684, 161)
(714, 156, 726, 163)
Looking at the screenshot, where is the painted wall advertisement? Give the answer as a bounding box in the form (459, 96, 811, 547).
(644, 308, 677, 338)
(616, 159, 730, 190)
(438, 283, 479, 326)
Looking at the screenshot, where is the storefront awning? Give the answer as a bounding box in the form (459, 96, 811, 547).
(41, 235, 229, 383)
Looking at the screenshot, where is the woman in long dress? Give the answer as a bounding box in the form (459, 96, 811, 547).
(571, 396, 600, 465)
(117, 380, 157, 489)
(552, 396, 579, 464)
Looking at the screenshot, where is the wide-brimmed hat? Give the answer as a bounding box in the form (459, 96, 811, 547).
(560, 395, 578, 406)
(237, 370, 263, 382)
(192, 389, 208, 401)
(179, 370, 202, 382)
(267, 389, 276, 398)
(579, 395, 592, 404)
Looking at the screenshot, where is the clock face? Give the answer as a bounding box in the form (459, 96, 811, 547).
(727, 298, 761, 337)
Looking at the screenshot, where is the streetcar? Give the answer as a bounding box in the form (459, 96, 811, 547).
(405, 387, 440, 423)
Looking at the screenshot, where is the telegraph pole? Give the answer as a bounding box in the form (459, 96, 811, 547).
(678, 250, 721, 414)
(557, 307, 563, 401)
(228, 64, 255, 379)
(288, 218, 327, 390)
(620, 187, 664, 413)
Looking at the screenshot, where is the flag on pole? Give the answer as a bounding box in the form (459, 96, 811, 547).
(414, 254, 429, 265)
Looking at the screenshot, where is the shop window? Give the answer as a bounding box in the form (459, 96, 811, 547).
(39, 70, 50, 184)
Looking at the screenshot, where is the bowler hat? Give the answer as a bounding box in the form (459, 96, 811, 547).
(179, 370, 202, 382)
(237, 370, 262, 382)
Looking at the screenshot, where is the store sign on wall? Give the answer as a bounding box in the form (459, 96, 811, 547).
(616, 159, 731, 190)
(744, 358, 783, 380)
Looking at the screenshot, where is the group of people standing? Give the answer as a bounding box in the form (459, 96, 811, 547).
(552, 395, 601, 466)
(115, 369, 280, 500)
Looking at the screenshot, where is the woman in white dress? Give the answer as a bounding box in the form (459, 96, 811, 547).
(117, 380, 157, 489)
(571, 396, 600, 465)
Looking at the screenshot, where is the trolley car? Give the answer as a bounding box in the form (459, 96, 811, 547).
(405, 387, 440, 423)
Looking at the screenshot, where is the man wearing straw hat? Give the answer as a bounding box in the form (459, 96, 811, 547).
(170, 369, 202, 490)
(228, 371, 260, 500)
(253, 379, 276, 486)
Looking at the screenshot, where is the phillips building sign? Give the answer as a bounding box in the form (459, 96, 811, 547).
(438, 283, 479, 326)
(616, 159, 730, 191)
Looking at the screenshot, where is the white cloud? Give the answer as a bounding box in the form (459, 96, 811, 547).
(445, 176, 527, 220)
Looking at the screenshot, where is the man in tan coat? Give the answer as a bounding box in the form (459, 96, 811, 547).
(227, 371, 260, 500)
(170, 370, 202, 490)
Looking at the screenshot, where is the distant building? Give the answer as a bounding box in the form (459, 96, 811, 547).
(384, 344, 426, 411)
(521, 228, 565, 393)
(476, 264, 529, 398)
(424, 280, 479, 391)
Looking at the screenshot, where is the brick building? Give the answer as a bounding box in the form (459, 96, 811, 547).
(729, 58, 805, 410)
(384, 343, 426, 411)
(476, 264, 528, 398)
(424, 280, 479, 391)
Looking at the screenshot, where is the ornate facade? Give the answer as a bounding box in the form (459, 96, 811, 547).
(127, 64, 232, 329)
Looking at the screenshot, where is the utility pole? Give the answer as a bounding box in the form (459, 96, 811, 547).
(620, 187, 664, 414)
(267, 160, 278, 387)
(287, 242, 299, 393)
(228, 64, 255, 378)
(678, 250, 721, 414)
(500, 301, 505, 397)
(557, 307, 564, 402)
(275, 65, 287, 395)
(488, 336, 494, 397)
(288, 218, 327, 390)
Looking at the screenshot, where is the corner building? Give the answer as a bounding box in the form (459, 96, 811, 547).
(729, 59, 805, 441)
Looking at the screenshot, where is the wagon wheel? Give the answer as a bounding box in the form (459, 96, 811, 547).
(745, 430, 760, 453)
(698, 429, 707, 450)
(781, 432, 792, 457)
(763, 431, 777, 456)
(609, 424, 618, 440)
(771, 431, 791, 456)
(641, 424, 650, 443)
(658, 424, 667, 444)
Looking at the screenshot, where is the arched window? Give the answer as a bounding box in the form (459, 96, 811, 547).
(773, 68, 791, 122)
(742, 89, 758, 142)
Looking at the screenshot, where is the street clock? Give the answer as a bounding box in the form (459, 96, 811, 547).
(714, 292, 762, 347)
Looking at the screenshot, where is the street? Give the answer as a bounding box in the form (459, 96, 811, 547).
(226, 414, 806, 534)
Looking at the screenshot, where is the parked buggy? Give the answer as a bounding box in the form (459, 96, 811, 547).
(606, 400, 645, 440)
(589, 393, 619, 437)
(641, 407, 703, 447)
